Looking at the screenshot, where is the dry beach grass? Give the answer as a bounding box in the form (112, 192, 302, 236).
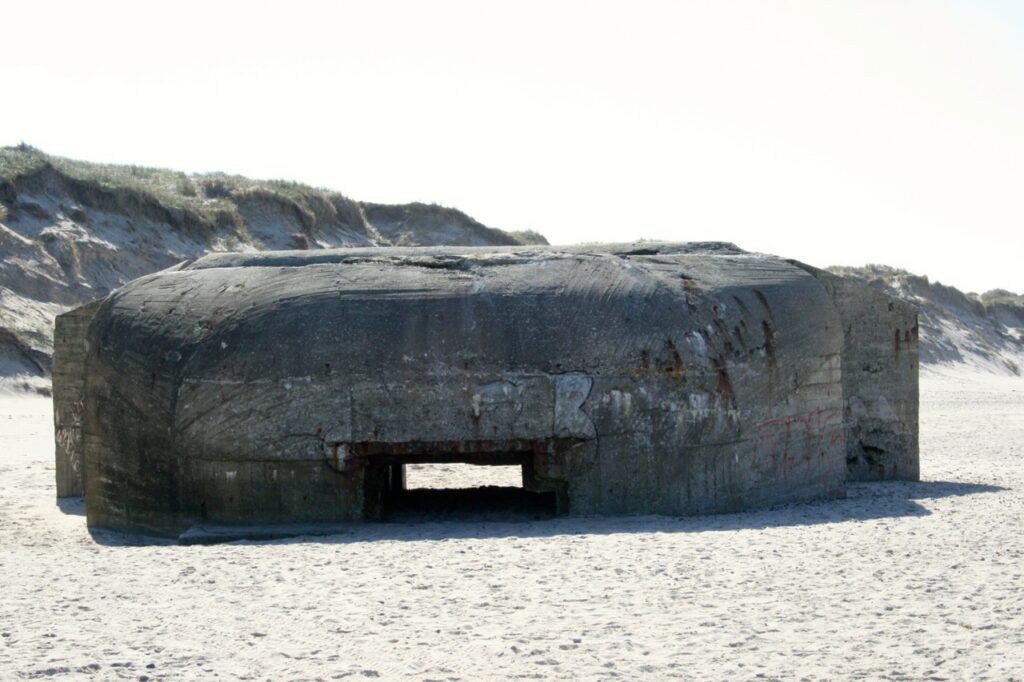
(1, 371, 1022, 680)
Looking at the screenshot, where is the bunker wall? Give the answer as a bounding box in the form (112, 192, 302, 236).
(75, 248, 851, 536)
(52, 299, 102, 498)
(800, 266, 920, 481)
(56, 244, 921, 538)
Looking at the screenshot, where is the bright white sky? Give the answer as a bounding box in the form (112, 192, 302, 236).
(3, 0, 1022, 293)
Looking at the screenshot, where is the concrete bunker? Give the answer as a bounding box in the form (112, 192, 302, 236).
(52, 242, 919, 538)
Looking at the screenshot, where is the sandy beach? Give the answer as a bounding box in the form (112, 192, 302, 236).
(1, 370, 1021, 680)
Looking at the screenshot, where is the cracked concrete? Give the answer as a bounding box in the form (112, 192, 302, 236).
(52, 242, 919, 537)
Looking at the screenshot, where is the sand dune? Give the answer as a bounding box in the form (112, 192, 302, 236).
(1, 372, 1021, 679)
(0, 145, 544, 394)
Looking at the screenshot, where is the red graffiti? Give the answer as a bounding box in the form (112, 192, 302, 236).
(749, 407, 843, 480)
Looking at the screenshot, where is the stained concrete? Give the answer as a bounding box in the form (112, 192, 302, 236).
(794, 264, 919, 480)
(52, 299, 102, 497)
(53, 242, 918, 538)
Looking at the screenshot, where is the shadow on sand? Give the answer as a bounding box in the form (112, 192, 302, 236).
(56, 496, 85, 516)
(84, 478, 1007, 547)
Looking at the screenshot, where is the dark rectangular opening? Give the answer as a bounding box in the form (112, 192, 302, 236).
(383, 462, 558, 521)
(348, 440, 567, 521)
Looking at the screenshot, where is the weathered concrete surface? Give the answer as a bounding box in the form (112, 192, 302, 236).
(71, 243, 844, 535)
(54, 242, 917, 537)
(52, 299, 102, 497)
(796, 264, 919, 481)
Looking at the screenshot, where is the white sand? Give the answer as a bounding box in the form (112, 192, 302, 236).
(1, 372, 1022, 680)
